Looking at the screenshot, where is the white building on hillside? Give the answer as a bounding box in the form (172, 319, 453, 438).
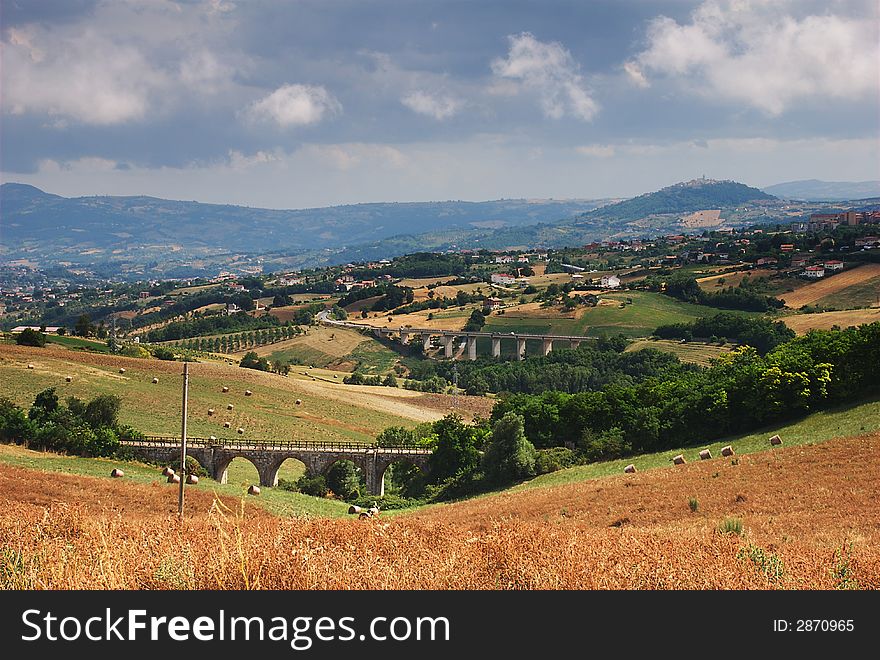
(600, 275, 621, 288)
(491, 273, 517, 285)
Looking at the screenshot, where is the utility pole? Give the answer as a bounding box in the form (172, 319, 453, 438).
(178, 362, 189, 518)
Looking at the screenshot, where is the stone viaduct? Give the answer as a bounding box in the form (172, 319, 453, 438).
(122, 437, 431, 495)
(325, 319, 596, 361)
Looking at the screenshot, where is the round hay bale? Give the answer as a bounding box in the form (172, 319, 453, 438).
(186, 474, 199, 485)
(119, 368, 126, 374)
(110, 468, 124, 478)
(237, 427, 245, 435)
(699, 449, 712, 460)
(245, 390, 253, 396)
(623, 464, 636, 474)
(222, 386, 229, 393)
(769, 434, 782, 446)
(167, 474, 181, 484)
(207, 408, 215, 416)
(247, 485, 261, 496)
(65, 376, 72, 383)
(27, 364, 34, 369)
(295, 399, 302, 406)
(152, 377, 159, 384)
(162, 466, 175, 477)
(672, 454, 686, 465)
(227, 403, 234, 410)
(348, 505, 363, 515)
(721, 445, 735, 457)
(223, 421, 231, 428)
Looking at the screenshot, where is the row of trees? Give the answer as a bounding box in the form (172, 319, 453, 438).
(174, 325, 303, 354)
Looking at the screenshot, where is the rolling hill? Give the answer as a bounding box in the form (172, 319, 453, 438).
(0, 183, 602, 275)
(763, 179, 880, 201)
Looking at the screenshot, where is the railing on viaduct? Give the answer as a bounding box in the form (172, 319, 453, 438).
(121, 436, 432, 495)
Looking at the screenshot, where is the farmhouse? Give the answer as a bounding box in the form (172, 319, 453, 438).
(756, 257, 778, 267)
(791, 256, 810, 269)
(600, 275, 621, 289)
(494, 255, 515, 264)
(483, 297, 503, 311)
(803, 266, 825, 279)
(823, 260, 844, 271)
(491, 273, 517, 285)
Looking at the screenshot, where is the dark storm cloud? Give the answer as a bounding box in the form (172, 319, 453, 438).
(1, 0, 877, 205)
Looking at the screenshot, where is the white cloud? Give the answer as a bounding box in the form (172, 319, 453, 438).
(491, 32, 598, 121)
(247, 84, 342, 127)
(628, 0, 880, 115)
(400, 91, 462, 120)
(2, 27, 167, 124)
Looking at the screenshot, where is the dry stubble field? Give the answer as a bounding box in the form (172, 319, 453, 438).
(780, 263, 880, 308)
(1, 433, 877, 589)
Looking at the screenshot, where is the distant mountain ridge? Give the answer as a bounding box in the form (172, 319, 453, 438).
(762, 179, 880, 201)
(0, 179, 855, 279)
(0, 182, 603, 270)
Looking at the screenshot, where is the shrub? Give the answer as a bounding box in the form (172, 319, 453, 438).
(295, 474, 328, 497)
(122, 344, 151, 359)
(535, 447, 577, 475)
(688, 497, 699, 513)
(16, 328, 46, 347)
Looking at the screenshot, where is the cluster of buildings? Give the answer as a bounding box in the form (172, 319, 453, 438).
(791, 211, 880, 233)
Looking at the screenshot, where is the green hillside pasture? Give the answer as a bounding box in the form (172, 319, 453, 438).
(46, 335, 112, 353)
(0, 345, 419, 443)
(514, 396, 880, 493)
(0, 443, 348, 518)
(261, 326, 400, 373)
(483, 291, 710, 339)
(625, 338, 734, 366)
(814, 275, 880, 311)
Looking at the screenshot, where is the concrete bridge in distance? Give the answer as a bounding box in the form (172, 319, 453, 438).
(121, 436, 432, 495)
(325, 318, 596, 361)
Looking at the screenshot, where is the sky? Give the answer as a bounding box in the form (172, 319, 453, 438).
(1, 0, 878, 209)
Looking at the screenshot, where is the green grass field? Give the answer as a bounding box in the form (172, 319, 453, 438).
(263, 329, 400, 373)
(483, 291, 712, 338)
(0, 344, 421, 444)
(46, 335, 112, 353)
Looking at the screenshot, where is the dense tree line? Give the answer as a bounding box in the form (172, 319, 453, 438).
(644, 273, 784, 312)
(491, 323, 880, 459)
(348, 253, 467, 279)
(338, 284, 414, 311)
(0, 389, 141, 457)
(427, 337, 681, 395)
(131, 291, 256, 329)
(654, 313, 795, 354)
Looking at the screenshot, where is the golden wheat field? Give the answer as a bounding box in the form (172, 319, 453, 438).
(1, 433, 877, 590)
